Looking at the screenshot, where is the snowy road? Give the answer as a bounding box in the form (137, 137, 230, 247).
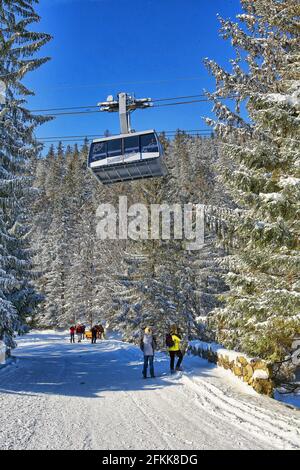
(0, 331, 299, 450)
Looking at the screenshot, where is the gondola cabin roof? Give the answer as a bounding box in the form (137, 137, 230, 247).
(92, 129, 157, 142)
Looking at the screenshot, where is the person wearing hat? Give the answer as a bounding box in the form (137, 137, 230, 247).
(140, 326, 157, 379)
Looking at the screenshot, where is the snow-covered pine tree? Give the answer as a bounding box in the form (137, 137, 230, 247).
(205, 0, 300, 363)
(30, 145, 57, 324)
(31, 140, 119, 328)
(167, 135, 229, 341)
(0, 0, 51, 345)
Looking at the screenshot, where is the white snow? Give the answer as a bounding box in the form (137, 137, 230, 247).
(260, 192, 284, 203)
(0, 331, 299, 450)
(279, 177, 300, 188)
(189, 339, 253, 363)
(266, 90, 300, 108)
(253, 369, 269, 380)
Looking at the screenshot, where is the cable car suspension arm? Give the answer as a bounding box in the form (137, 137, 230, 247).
(98, 92, 152, 134)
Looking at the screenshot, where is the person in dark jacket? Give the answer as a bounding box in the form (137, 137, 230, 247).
(91, 326, 98, 344)
(140, 326, 157, 379)
(97, 324, 105, 339)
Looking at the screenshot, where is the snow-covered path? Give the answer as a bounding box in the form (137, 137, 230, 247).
(0, 331, 299, 450)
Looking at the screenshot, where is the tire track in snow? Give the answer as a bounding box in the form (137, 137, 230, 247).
(151, 375, 264, 450)
(182, 380, 291, 449)
(121, 389, 174, 449)
(180, 374, 300, 449)
(124, 373, 250, 450)
(186, 373, 300, 432)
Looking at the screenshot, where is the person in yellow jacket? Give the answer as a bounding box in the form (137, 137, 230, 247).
(168, 325, 183, 373)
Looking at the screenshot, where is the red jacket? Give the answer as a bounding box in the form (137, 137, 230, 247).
(70, 327, 75, 334)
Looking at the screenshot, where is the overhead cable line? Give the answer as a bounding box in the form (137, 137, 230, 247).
(30, 98, 221, 117)
(152, 94, 208, 102)
(29, 94, 237, 117)
(30, 94, 209, 113)
(37, 129, 212, 140)
(31, 105, 99, 113)
(153, 98, 212, 107)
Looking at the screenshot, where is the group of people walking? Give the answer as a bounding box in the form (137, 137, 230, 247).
(140, 324, 184, 378)
(69, 323, 105, 343)
(70, 324, 85, 343)
(70, 322, 184, 378)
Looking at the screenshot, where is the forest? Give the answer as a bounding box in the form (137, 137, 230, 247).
(0, 0, 299, 384)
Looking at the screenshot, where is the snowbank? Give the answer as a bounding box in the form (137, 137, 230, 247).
(189, 340, 274, 397)
(189, 340, 252, 363)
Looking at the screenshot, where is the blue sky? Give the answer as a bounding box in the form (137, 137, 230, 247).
(25, 0, 243, 146)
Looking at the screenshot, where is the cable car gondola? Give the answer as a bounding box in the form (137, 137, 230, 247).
(88, 130, 167, 185)
(87, 92, 168, 185)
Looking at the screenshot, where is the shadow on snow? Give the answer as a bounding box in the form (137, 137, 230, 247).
(0, 334, 196, 399)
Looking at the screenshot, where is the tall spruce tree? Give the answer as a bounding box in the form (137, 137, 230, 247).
(0, 0, 51, 345)
(205, 0, 300, 363)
